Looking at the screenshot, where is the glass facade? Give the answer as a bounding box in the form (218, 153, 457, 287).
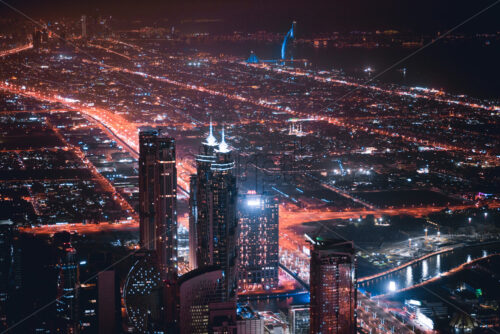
(309, 240, 356, 334)
(178, 267, 224, 334)
(123, 252, 163, 333)
(138, 130, 178, 330)
(138, 130, 178, 283)
(189, 130, 238, 302)
(238, 193, 279, 290)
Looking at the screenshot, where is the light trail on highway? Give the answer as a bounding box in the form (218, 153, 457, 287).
(0, 43, 32, 57)
(3, 46, 498, 317)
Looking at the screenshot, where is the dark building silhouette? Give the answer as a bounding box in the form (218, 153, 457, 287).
(188, 174, 199, 269)
(32, 30, 42, 49)
(309, 238, 356, 334)
(178, 266, 224, 334)
(209, 302, 237, 334)
(53, 233, 80, 332)
(78, 279, 98, 333)
(81, 15, 87, 39)
(0, 220, 14, 331)
(98, 270, 118, 334)
(41, 29, 49, 43)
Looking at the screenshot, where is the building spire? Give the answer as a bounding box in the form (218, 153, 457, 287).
(205, 117, 218, 146)
(217, 126, 230, 153)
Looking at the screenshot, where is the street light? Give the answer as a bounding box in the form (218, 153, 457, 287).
(408, 238, 412, 248)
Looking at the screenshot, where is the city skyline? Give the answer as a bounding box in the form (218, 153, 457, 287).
(0, 1, 499, 333)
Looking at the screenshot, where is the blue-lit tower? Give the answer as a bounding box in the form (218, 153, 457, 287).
(281, 21, 296, 60)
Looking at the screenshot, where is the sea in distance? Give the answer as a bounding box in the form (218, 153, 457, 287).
(176, 39, 500, 101)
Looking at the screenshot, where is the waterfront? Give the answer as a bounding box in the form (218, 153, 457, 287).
(184, 40, 500, 99)
(247, 241, 500, 312)
(360, 241, 500, 296)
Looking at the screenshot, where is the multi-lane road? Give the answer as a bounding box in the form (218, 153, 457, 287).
(0, 43, 32, 57)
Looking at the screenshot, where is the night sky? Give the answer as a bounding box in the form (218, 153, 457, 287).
(1, 0, 499, 33)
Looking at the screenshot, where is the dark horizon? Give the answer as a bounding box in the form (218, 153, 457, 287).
(1, 0, 500, 33)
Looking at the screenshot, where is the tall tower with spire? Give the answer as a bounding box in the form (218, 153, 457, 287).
(189, 119, 218, 270)
(189, 123, 238, 301)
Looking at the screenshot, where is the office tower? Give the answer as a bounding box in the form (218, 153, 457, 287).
(178, 266, 224, 334)
(236, 304, 264, 334)
(209, 302, 237, 334)
(177, 224, 190, 265)
(189, 124, 239, 301)
(139, 130, 178, 281)
(309, 238, 356, 334)
(210, 128, 238, 300)
(289, 304, 309, 334)
(190, 120, 218, 270)
(81, 15, 87, 39)
(54, 235, 79, 332)
(138, 130, 178, 330)
(41, 29, 48, 43)
(32, 30, 42, 49)
(78, 280, 98, 333)
(188, 175, 198, 269)
(123, 252, 163, 333)
(238, 192, 279, 290)
(6, 234, 55, 333)
(98, 270, 117, 334)
(0, 220, 14, 331)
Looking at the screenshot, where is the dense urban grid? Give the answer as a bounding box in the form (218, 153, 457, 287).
(0, 8, 499, 334)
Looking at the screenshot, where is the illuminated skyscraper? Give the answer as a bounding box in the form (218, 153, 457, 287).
(138, 130, 178, 329)
(189, 124, 238, 301)
(238, 192, 279, 290)
(139, 130, 178, 281)
(190, 120, 218, 270)
(210, 128, 239, 301)
(309, 238, 356, 334)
